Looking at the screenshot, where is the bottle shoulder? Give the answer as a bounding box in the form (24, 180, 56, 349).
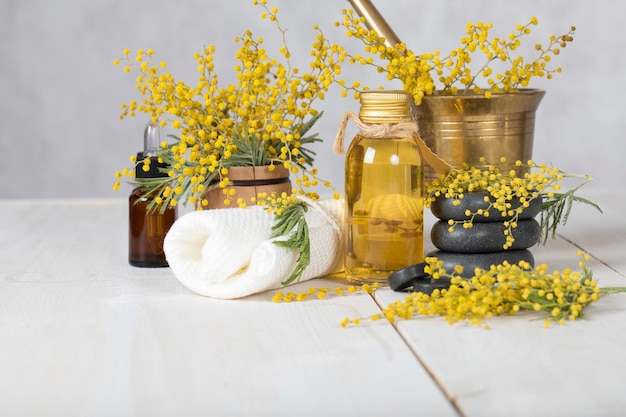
(348, 134, 418, 147)
(346, 135, 423, 161)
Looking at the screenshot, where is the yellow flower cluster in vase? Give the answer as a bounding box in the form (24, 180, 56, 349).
(113, 0, 343, 210)
(334, 10, 575, 103)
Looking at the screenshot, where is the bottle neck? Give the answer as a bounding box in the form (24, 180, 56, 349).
(360, 116, 413, 125)
(355, 117, 417, 139)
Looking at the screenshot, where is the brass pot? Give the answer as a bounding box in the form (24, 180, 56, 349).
(415, 89, 545, 181)
(201, 164, 292, 209)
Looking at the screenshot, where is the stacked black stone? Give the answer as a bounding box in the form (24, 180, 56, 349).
(428, 192, 542, 278)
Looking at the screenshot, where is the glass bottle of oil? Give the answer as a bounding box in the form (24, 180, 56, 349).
(129, 122, 177, 267)
(344, 91, 424, 283)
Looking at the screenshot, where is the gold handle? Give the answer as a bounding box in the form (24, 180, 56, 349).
(347, 0, 402, 49)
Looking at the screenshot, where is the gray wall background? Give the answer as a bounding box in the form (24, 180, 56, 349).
(1, 0, 622, 201)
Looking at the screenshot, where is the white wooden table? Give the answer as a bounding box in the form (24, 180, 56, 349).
(1, 188, 625, 417)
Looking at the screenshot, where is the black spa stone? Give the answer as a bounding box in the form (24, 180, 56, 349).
(388, 263, 429, 292)
(412, 277, 451, 295)
(431, 218, 540, 253)
(426, 249, 535, 278)
(430, 192, 542, 222)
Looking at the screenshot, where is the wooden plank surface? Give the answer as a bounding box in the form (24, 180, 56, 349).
(0, 200, 458, 417)
(554, 187, 626, 277)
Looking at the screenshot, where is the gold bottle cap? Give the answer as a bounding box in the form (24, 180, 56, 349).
(359, 90, 413, 124)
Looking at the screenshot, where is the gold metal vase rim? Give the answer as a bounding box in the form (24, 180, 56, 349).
(421, 88, 545, 100)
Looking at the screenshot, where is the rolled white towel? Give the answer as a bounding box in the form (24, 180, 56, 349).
(163, 199, 344, 299)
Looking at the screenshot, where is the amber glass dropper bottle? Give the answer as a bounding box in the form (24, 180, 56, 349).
(128, 122, 177, 267)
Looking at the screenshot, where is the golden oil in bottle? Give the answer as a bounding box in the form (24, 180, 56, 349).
(344, 91, 424, 284)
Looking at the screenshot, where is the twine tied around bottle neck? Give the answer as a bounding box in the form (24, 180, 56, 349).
(333, 111, 452, 176)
